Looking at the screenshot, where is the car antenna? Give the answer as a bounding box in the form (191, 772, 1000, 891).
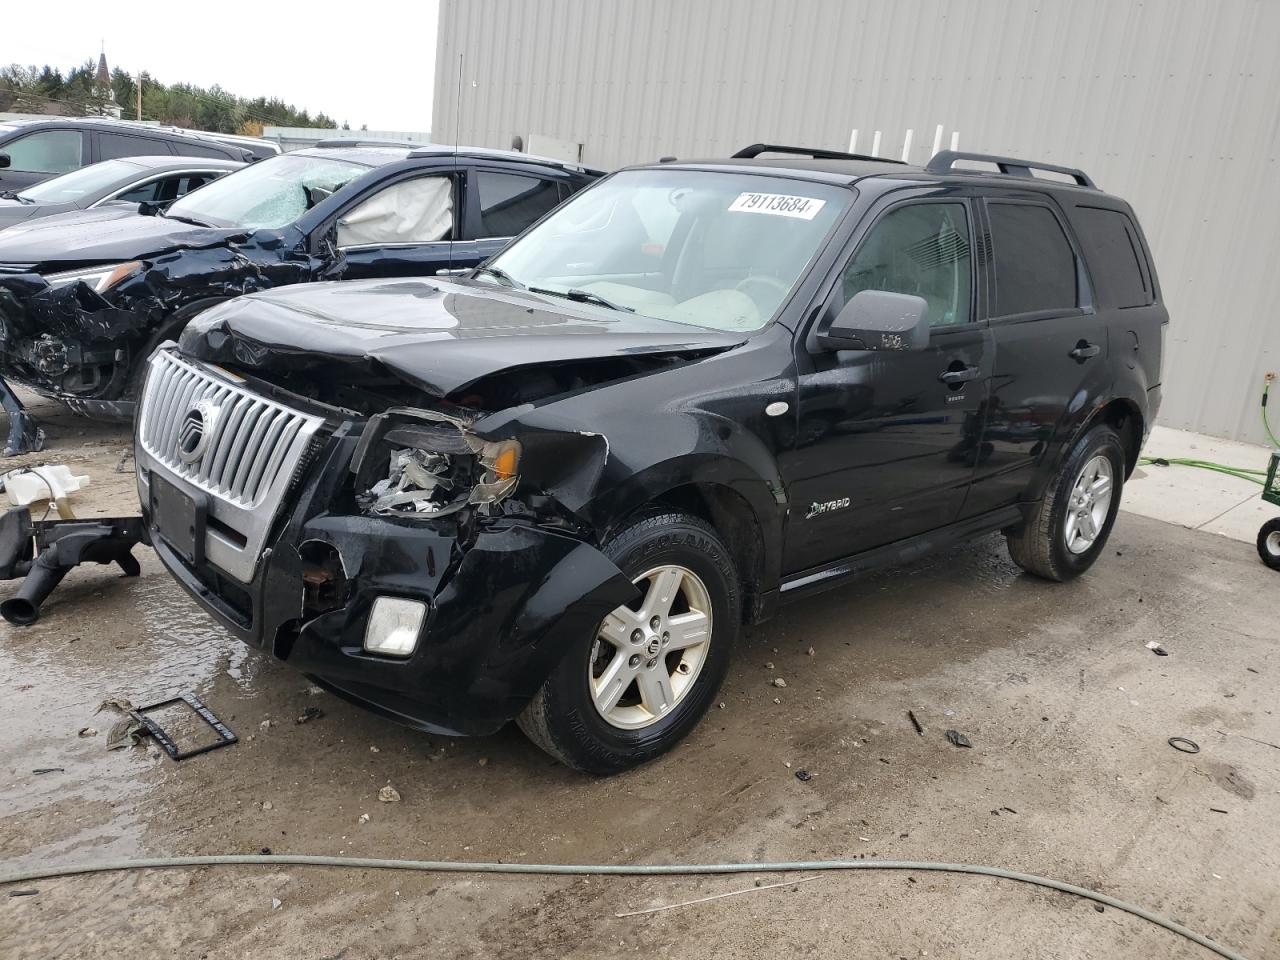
(448, 53, 462, 271)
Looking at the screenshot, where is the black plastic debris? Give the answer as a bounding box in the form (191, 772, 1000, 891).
(944, 729, 972, 748)
(296, 706, 324, 725)
(31, 767, 62, 775)
(7, 889, 38, 898)
(0, 505, 143, 625)
(1168, 736, 1200, 754)
(795, 769, 813, 782)
(130, 693, 238, 761)
(907, 710, 924, 735)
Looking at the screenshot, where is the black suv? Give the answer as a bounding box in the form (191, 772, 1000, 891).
(0, 142, 601, 420)
(135, 144, 1165, 774)
(0, 118, 267, 191)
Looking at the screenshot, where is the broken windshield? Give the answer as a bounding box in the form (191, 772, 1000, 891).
(483, 169, 850, 332)
(164, 153, 368, 230)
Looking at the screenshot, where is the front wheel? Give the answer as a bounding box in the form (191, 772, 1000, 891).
(1257, 518, 1280, 570)
(517, 512, 740, 774)
(1006, 424, 1125, 581)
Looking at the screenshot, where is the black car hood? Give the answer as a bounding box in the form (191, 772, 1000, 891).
(183, 277, 746, 399)
(0, 210, 236, 269)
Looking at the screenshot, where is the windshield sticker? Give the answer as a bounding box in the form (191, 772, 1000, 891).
(728, 192, 826, 220)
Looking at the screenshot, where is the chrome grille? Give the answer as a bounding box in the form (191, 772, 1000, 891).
(137, 349, 325, 583)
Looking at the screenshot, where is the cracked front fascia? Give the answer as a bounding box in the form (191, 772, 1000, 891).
(0, 226, 332, 404)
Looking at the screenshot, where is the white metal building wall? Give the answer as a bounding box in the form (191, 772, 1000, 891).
(434, 0, 1280, 443)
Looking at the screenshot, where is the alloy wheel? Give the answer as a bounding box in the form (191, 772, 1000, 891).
(1064, 454, 1114, 554)
(588, 564, 713, 730)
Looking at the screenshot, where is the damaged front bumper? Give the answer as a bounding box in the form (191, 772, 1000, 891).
(0, 273, 153, 418)
(135, 357, 636, 737)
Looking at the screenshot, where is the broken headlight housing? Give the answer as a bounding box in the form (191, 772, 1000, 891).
(43, 261, 142, 294)
(352, 409, 520, 519)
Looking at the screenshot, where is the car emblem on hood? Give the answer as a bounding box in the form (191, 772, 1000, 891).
(177, 399, 220, 464)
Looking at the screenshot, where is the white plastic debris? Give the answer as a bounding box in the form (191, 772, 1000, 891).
(3, 464, 91, 519)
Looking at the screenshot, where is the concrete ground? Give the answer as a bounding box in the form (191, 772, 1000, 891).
(2, 395, 1278, 959)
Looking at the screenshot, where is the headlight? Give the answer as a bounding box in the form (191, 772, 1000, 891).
(43, 261, 142, 294)
(353, 409, 521, 519)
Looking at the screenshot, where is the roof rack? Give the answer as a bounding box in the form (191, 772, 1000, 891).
(925, 150, 1096, 188)
(732, 143, 907, 165)
(313, 138, 423, 150)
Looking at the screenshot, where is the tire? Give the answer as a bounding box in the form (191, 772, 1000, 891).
(517, 512, 740, 775)
(1006, 424, 1125, 581)
(1256, 518, 1280, 570)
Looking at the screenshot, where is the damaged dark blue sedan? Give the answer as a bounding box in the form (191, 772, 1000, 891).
(0, 142, 600, 422)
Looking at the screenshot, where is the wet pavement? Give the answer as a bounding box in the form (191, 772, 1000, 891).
(2, 400, 1278, 959)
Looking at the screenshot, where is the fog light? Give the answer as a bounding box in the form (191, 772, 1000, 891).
(363, 597, 426, 657)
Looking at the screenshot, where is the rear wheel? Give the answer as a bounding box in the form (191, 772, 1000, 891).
(517, 512, 739, 774)
(1256, 518, 1280, 570)
(1006, 424, 1125, 581)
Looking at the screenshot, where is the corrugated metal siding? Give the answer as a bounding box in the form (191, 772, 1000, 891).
(435, 0, 1280, 442)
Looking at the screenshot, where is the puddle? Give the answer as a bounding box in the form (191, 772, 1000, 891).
(0, 562, 253, 862)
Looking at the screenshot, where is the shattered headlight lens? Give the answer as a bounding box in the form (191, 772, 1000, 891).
(43, 261, 142, 294)
(355, 411, 521, 519)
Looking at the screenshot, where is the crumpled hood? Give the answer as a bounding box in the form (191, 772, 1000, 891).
(181, 277, 746, 399)
(0, 210, 235, 269)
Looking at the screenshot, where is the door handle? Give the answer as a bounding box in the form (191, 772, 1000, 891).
(435, 267, 469, 277)
(938, 365, 981, 386)
(1069, 340, 1101, 361)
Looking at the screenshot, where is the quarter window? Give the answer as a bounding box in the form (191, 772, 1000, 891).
(838, 202, 973, 327)
(1073, 207, 1152, 308)
(3, 130, 84, 173)
(988, 202, 1078, 316)
(476, 172, 560, 237)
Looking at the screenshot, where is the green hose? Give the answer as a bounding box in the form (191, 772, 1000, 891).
(1140, 456, 1265, 486)
(0, 854, 1247, 960)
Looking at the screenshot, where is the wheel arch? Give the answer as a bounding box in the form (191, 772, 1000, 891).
(601, 472, 783, 625)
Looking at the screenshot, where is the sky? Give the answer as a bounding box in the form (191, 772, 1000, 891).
(1, 0, 440, 132)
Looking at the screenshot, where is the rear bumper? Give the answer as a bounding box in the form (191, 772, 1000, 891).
(141, 430, 636, 736)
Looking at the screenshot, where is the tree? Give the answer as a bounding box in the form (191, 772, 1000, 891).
(0, 59, 339, 131)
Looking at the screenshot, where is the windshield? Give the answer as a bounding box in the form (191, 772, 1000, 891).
(483, 169, 850, 332)
(164, 153, 368, 229)
(18, 159, 145, 204)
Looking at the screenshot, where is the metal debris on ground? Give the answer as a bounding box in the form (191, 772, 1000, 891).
(296, 706, 324, 724)
(31, 767, 62, 775)
(794, 769, 813, 782)
(7, 889, 39, 898)
(614, 875, 824, 918)
(945, 729, 973, 748)
(1167, 736, 1200, 754)
(908, 710, 924, 735)
(1146, 640, 1169, 656)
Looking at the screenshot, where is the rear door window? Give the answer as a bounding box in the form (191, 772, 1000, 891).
(987, 202, 1078, 317)
(3, 129, 84, 173)
(1073, 207, 1152, 308)
(476, 171, 561, 237)
(99, 131, 169, 161)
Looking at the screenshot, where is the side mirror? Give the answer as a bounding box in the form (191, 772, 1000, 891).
(137, 200, 165, 217)
(0, 153, 10, 169)
(819, 289, 930, 352)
